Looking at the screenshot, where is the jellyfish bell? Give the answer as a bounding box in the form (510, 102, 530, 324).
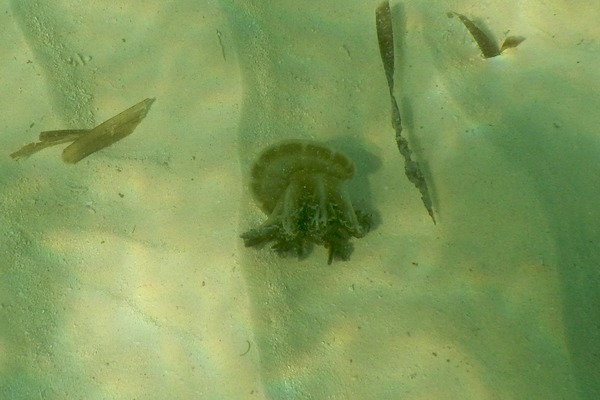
(241, 140, 371, 264)
(250, 140, 355, 213)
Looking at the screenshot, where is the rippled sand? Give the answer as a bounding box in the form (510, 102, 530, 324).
(2, 1, 599, 399)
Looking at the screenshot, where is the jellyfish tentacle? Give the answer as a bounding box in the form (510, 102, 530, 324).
(334, 187, 364, 238)
(281, 178, 300, 237)
(311, 174, 329, 231)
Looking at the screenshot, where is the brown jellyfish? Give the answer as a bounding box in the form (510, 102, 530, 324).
(241, 140, 372, 264)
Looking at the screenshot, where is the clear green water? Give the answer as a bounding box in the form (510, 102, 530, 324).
(2, 1, 600, 399)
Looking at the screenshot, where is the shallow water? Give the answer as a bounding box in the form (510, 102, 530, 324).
(2, 1, 600, 399)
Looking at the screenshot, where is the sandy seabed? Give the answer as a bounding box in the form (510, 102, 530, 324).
(1, 0, 600, 399)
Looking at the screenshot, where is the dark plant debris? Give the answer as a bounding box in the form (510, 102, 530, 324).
(376, 1, 436, 224)
(449, 12, 525, 58)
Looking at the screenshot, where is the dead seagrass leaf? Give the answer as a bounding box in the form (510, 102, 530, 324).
(10, 130, 88, 160)
(449, 12, 525, 58)
(376, 1, 436, 224)
(500, 35, 526, 52)
(62, 97, 155, 163)
(10, 98, 155, 163)
(450, 12, 500, 58)
(38, 129, 90, 142)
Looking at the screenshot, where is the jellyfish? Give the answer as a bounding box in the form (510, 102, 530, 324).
(241, 140, 372, 264)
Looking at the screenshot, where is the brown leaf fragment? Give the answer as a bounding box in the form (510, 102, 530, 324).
(451, 12, 500, 58)
(62, 98, 155, 163)
(10, 141, 55, 160)
(376, 2, 436, 224)
(500, 35, 526, 52)
(376, 1, 395, 92)
(10, 98, 155, 163)
(39, 129, 90, 142)
(10, 130, 87, 160)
